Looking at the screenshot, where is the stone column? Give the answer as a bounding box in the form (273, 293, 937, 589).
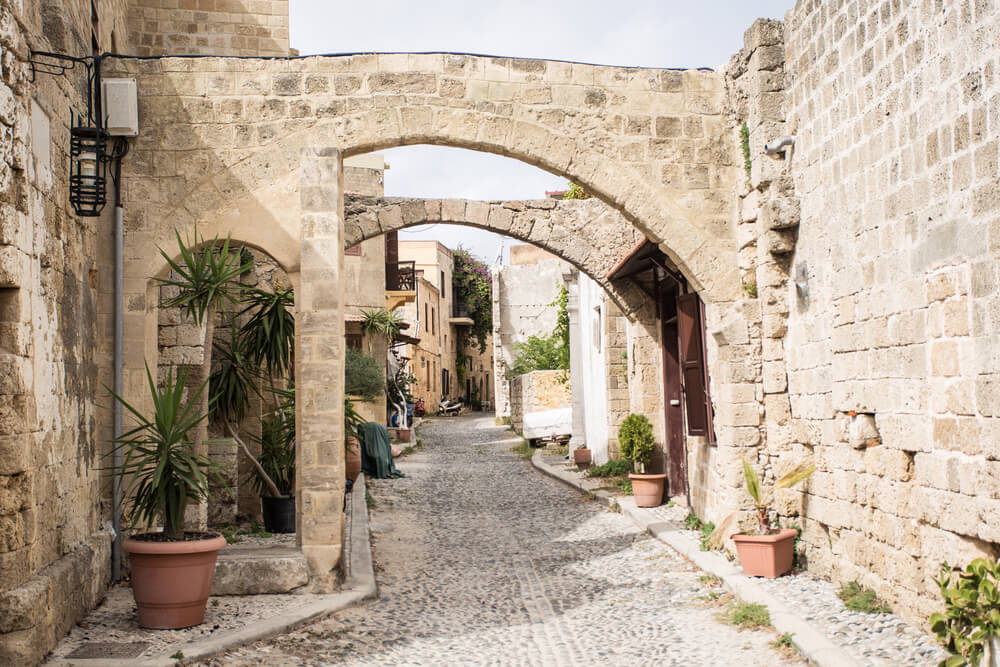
(296, 147, 346, 591)
(564, 269, 586, 449)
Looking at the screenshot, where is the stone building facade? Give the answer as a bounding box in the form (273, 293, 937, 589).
(5, 0, 1000, 661)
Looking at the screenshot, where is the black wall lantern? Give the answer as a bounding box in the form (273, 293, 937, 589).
(30, 51, 123, 217)
(69, 114, 108, 216)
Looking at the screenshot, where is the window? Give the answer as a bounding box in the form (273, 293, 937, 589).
(424, 302, 428, 327)
(441, 270, 446, 299)
(431, 307, 435, 335)
(346, 333, 363, 350)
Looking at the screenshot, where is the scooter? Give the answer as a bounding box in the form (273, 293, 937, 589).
(438, 397, 464, 416)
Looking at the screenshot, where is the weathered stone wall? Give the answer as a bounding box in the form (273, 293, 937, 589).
(775, 0, 1000, 624)
(126, 0, 290, 57)
(0, 0, 134, 663)
(508, 370, 571, 439)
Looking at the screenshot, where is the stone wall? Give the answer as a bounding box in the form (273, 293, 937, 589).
(126, 0, 290, 57)
(508, 370, 571, 440)
(774, 0, 1000, 623)
(0, 0, 134, 663)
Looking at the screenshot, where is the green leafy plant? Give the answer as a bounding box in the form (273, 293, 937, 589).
(699, 521, 717, 551)
(361, 307, 404, 342)
(770, 633, 796, 651)
(508, 334, 567, 376)
(109, 364, 225, 540)
(238, 286, 295, 379)
(551, 284, 570, 370)
(685, 512, 704, 531)
(563, 181, 592, 200)
(585, 459, 631, 478)
(451, 247, 492, 352)
(252, 405, 295, 497)
(616, 478, 633, 495)
(742, 280, 758, 298)
(345, 348, 384, 400)
(931, 558, 1000, 667)
(838, 581, 892, 614)
(618, 414, 656, 473)
(740, 121, 752, 183)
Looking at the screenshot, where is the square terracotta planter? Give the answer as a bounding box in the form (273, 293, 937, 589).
(732, 528, 798, 578)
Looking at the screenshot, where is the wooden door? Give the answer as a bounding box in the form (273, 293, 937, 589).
(660, 287, 686, 497)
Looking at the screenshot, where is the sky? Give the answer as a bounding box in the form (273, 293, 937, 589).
(289, 0, 794, 262)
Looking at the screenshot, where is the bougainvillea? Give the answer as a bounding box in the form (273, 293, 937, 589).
(452, 246, 493, 352)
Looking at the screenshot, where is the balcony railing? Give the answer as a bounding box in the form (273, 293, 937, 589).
(386, 260, 416, 291)
(453, 299, 470, 319)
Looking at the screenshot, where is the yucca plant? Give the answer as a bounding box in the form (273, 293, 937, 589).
(252, 401, 295, 497)
(238, 286, 295, 381)
(156, 230, 252, 482)
(743, 458, 816, 534)
(109, 364, 226, 540)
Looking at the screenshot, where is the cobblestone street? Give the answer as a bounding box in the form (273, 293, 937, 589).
(210, 415, 799, 666)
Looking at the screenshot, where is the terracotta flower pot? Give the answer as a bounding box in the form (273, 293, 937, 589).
(396, 427, 411, 442)
(732, 528, 798, 578)
(573, 448, 591, 466)
(123, 532, 226, 629)
(629, 473, 666, 507)
(345, 436, 362, 482)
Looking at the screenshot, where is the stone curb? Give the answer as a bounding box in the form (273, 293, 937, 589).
(47, 475, 377, 667)
(530, 451, 862, 667)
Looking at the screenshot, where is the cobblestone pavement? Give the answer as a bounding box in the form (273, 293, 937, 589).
(209, 416, 801, 666)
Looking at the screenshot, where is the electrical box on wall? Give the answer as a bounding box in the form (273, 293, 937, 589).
(101, 78, 139, 136)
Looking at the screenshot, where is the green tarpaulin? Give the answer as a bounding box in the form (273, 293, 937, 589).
(357, 421, 405, 479)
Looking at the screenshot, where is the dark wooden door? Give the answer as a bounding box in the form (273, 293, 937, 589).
(660, 286, 686, 498)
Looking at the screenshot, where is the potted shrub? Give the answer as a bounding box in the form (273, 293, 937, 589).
(344, 397, 364, 482)
(111, 364, 227, 629)
(345, 348, 384, 482)
(618, 414, 665, 507)
(251, 389, 295, 532)
(931, 558, 1000, 667)
(726, 458, 815, 578)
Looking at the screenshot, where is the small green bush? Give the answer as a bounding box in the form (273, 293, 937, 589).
(932, 558, 1000, 666)
(508, 334, 567, 376)
(721, 601, 771, 630)
(618, 414, 655, 473)
(345, 347, 384, 400)
(585, 459, 631, 478)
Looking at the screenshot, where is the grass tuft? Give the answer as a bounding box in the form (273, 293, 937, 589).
(837, 581, 892, 614)
(585, 459, 632, 478)
(510, 440, 534, 461)
(720, 600, 772, 630)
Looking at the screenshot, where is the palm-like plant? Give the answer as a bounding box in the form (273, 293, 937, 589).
(156, 230, 252, 480)
(110, 364, 224, 540)
(239, 286, 295, 380)
(742, 459, 816, 534)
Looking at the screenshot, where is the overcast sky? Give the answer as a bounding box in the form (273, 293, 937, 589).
(289, 0, 794, 262)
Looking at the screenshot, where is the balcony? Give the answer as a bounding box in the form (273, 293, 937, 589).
(449, 298, 474, 326)
(385, 260, 417, 310)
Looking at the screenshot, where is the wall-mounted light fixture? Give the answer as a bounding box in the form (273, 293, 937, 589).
(69, 114, 108, 216)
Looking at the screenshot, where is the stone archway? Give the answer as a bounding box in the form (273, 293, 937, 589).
(343, 194, 647, 315)
(107, 52, 746, 587)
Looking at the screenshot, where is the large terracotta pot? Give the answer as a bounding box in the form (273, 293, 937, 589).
(123, 532, 226, 629)
(573, 448, 591, 466)
(346, 436, 362, 482)
(629, 473, 666, 507)
(732, 528, 798, 578)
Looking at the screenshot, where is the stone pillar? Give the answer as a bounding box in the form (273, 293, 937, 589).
(564, 269, 586, 449)
(296, 147, 346, 591)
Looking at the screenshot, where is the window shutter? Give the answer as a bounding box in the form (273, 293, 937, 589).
(677, 293, 714, 440)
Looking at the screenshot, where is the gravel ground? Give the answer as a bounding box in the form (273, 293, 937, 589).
(209, 415, 801, 667)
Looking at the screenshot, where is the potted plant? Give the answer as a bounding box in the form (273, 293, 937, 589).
(726, 458, 815, 578)
(345, 348, 384, 482)
(111, 364, 227, 629)
(931, 557, 1000, 667)
(618, 414, 665, 507)
(251, 388, 296, 532)
(572, 446, 592, 467)
(344, 397, 364, 482)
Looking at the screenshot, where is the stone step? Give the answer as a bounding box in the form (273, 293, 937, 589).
(212, 544, 309, 595)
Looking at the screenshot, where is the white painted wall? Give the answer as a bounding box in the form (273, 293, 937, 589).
(577, 273, 609, 464)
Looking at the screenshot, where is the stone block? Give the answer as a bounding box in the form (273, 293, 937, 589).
(212, 549, 309, 595)
(759, 196, 800, 230)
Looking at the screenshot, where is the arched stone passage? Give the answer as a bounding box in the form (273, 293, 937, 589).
(343, 195, 648, 314)
(107, 52, 741, 303)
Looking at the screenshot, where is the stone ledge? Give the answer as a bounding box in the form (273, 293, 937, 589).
(212, 546, 309, 595)
(0, 532, 110, 667)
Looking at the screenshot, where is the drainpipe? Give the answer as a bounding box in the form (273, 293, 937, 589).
(111, 153, 124, 582)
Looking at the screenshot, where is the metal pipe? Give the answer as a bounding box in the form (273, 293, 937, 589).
(764, 136, 795, 155)
(112, 202, 123, 581)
